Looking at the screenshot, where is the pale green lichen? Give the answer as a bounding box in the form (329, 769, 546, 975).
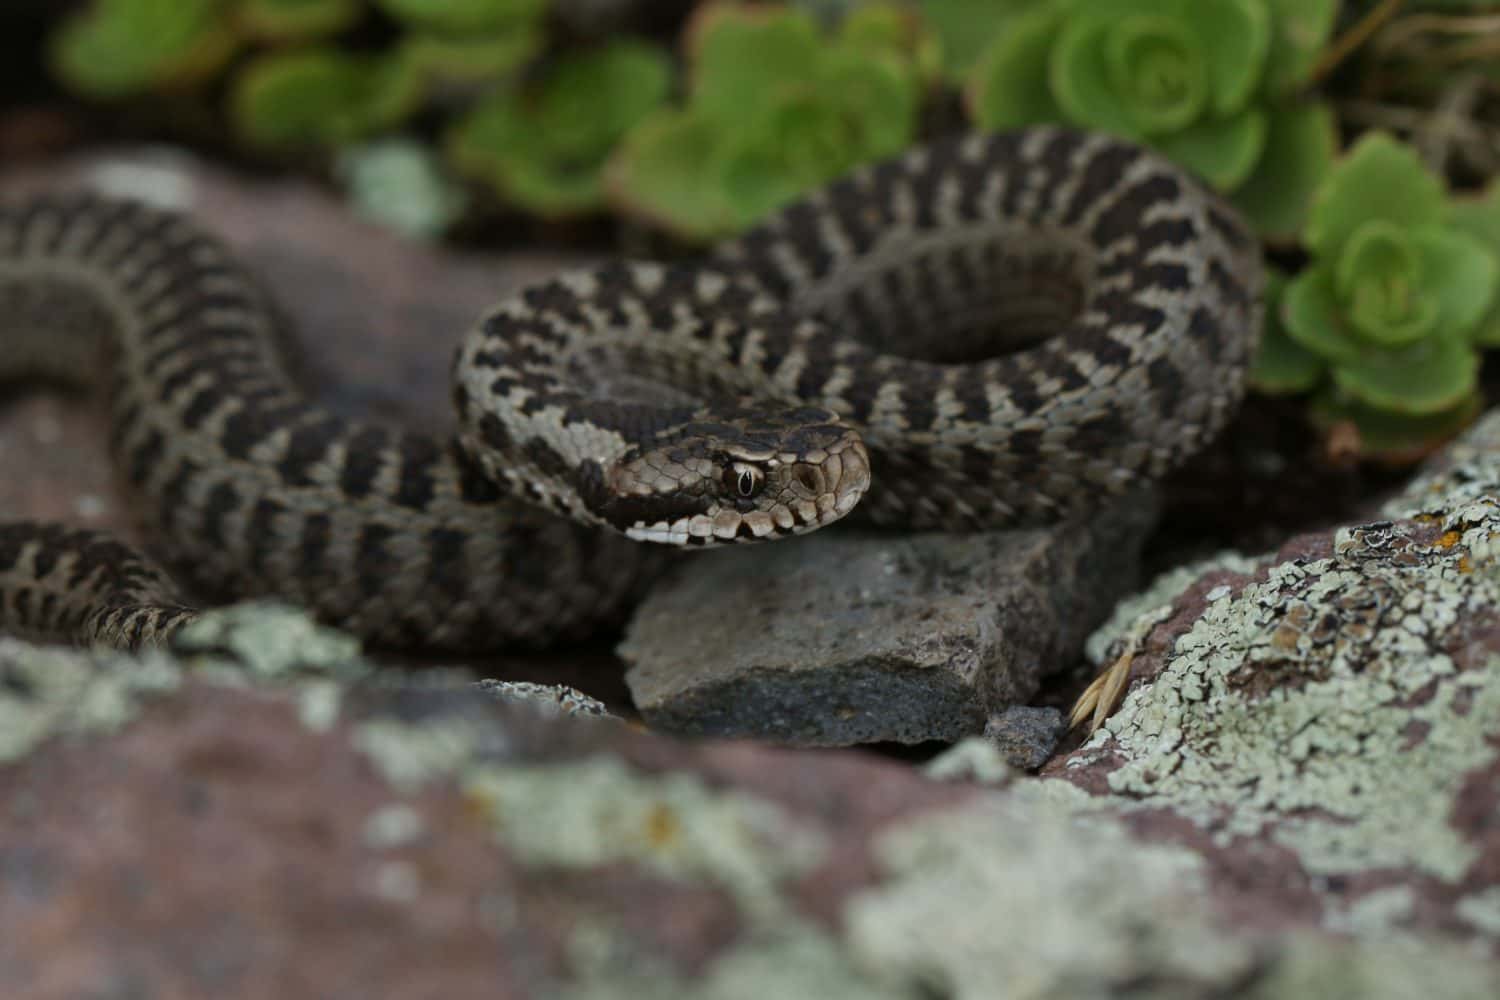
(362, 802, 427, 849)
(350, 714, 498, 793)
(336, 137, 468, 238)
(0, 639, 182, 761)
(1328, 886, 1417, 938)
(1242, 934, 1500, 999)
(1075, 523, 1499, 882)
(174, 601, 366, 681)
(844, 785, 1253, 999)
(465, 754, 828, 921)
(1069, 412, 1500, 897)
(923, 736, 1016, 785)
(1084, 549, 1262, 665)
(558, 924, 897, 1000)
(1456, 888, 1500, 937)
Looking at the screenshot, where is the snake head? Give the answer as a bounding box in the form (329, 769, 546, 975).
(581, 406, 870, 546)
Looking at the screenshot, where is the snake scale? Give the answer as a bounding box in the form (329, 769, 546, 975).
(0, 127, 1261, 652)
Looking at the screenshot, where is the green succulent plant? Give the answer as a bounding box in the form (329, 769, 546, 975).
(239, 0, 363, 41)
(607, 2, 932, 242)
(51, 0, 237, 98)
(51, 0, 551, 147)
(1265, 133, 1500, 455)
(963, 0, 1338, 239)
(449, 41, 673, 218)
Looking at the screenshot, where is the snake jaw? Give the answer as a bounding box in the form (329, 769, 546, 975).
(589, 408, 870, 547)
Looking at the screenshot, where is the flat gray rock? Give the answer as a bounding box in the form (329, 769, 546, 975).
(620, 494, 1159, 745)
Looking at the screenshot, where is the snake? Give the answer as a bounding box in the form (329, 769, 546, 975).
(0, 127, 1262, 652)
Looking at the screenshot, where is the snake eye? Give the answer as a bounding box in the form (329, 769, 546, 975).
(724, 462, 763, 499)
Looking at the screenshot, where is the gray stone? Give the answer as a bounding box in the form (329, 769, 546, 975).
(620, 493, 1159, 745)
(981, 705, 1066, 771)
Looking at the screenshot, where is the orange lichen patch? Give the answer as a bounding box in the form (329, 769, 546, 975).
(1437, 531, 1463, 549)
(646, 802, 681, 849)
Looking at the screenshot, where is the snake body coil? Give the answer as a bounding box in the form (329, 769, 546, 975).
(0, 128, 1261, 650)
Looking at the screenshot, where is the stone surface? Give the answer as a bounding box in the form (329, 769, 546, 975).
(3, 602, 1499, 998)
(620, 494, 1160, 745)
(1045, 408, 1500, 958)
(981, 705, 1065, 771)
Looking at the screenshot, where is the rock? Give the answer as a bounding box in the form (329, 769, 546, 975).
(620, 494, 1160, 745)
(3, 606, 1497, 998)
(981, 705, 1065, 771)
(1046, 409, 1500, 959)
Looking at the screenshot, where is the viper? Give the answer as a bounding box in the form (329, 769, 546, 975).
(0, 127, 1262, 651)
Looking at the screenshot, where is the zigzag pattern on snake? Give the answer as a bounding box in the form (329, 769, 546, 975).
(0, 127, 1263, 651)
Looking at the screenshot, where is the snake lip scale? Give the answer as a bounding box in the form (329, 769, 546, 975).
(0, 126, 1263, 651)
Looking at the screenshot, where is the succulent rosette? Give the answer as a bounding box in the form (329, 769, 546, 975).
(1266, 134, 1500, 452)
(965, 0, 1337, 238)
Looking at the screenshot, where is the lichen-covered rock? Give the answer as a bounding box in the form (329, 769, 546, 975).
(620, 494, 1159, 745)
(1051, 408, 1500, 956)
(3, 593, 1500, 996)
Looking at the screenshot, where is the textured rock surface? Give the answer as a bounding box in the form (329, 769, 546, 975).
(3, 602, 1498, 998)
(621, 495, 1159, 744)
(1048, 408, 1500, 958)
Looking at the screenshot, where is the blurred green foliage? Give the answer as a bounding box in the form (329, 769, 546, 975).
(450, 40, 672, 217)
(608, 3, 933, 240)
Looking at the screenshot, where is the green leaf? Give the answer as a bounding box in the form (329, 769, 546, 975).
(606, 110, 739, 242)
(337, 139, 467, 239)
(840, 3, 943, 84)
(1173, 0, 1270, 115)
(1304, 132, 1448, 260)
(1151, 109, 1266, 189)
(373, 0, 546, 32)
(396, 29, 542, 84)
(689, 4, 822, 121)
(1447, 181, 1500, 347)
(238, 0, 361, 40)
(1331, 334, 1479, 416)
(717, 89, 863, 227)
(819, 45, 921, 161)
(449, 41, 672, 217)
(1335, 220, 1436, 346)
(1102, 13, 1208, 133)
(919, 0, 1052, 81)
(1230, 100, 1335, 240)
(1412, 228, 1500, 340)
(966, 3, 1066, 129)
(1050, 12, 1147, 137)
(1249, 269, 1326, 393)
(51, 0, 235, 98)
(1281, 265, 1364, 365)
(230, 49, 411, 148)
(1259, 0, 1338, 98)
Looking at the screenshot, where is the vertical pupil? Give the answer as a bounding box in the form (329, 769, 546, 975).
(739, 470, 755, 496)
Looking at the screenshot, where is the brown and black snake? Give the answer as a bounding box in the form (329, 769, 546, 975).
(0, 127, 1263, 651)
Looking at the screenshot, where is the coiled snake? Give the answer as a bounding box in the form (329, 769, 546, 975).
(0, 127, 1261, 651)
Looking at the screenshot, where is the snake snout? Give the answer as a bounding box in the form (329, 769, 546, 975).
(810, 437, 870, 521)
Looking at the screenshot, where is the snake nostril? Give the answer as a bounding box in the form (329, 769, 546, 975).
(795, 466, 821, 494)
